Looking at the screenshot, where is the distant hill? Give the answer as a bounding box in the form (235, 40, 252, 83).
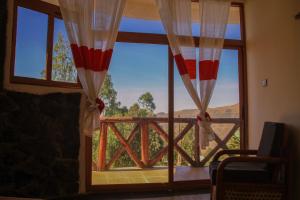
(156, 104, 239, 118)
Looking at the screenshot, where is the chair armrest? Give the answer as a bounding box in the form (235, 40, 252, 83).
(216, 156, 288, 185)
(212, 149, 258, 162)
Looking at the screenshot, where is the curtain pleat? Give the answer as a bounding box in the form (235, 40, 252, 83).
(59, 0, 126, 136)
(156, 0, 230, 148)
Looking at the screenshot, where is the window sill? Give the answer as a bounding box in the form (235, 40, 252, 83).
(10, 76, 81, 89)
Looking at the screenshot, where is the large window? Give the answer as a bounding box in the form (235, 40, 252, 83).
(11, 0, 247, 192)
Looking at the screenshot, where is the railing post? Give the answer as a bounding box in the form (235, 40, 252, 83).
(141, 122, 149, 167)
(98, 123, 108, 170)
(194, 122, 201, 166)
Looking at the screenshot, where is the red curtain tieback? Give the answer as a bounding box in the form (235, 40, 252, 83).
(95, 98, 105, 114)
(197, 112, 212, 122)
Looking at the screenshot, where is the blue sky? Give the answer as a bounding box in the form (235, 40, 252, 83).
(15, 7, 240, 113)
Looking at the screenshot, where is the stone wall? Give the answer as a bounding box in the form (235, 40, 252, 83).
(0, 0, 7, 91)
(0, 91, 81, 198)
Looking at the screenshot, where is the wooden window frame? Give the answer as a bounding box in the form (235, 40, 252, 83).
(10, 0, 248, 193)
(86, 2, 248, 193)
(10, 0, 81, 88)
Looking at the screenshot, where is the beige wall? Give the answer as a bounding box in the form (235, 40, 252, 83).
(245, 0, 300, 198)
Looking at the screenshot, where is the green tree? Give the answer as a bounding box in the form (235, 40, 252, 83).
(100, 74, 127, 116)
(92, 74, 127, 165)
(138, 92, 156, 112)
(51, 32, 77, 82)
(128, 103, 147, 117)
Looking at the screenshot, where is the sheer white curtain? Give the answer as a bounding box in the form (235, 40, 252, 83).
(156, 0, 230, 148)
(59, 0, 126, 136)
(198, 0, 231, 147)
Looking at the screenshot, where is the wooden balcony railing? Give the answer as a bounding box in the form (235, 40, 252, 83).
(96, 117, 240, 171)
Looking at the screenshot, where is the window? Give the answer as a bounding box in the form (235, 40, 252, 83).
(11, 1, 244, 88)
(88, 2, 246, 188)
(92, 42, 169, 185)
(11, 0, 80, 87)
(10, 0, 247, 191)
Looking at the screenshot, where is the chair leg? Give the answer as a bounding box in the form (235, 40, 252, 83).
(211, 185, 216, 200)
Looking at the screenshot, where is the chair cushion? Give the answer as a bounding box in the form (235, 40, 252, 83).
(209, 160, 272, 185)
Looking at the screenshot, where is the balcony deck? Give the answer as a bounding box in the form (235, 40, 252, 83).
(92, 117, 239, 185)
(92, 166, 210, 185)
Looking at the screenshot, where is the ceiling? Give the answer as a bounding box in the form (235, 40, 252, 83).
(41, 0, 241, 24)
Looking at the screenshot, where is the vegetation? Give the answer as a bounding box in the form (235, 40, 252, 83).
(92, 75, 166, 168)
(41, 33, 77, 82)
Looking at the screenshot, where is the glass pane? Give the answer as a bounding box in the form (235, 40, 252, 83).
(14, 7, 48, 79)
(173, 49, 240, 181)
(119, 17, 165, 34)
(191, 4, 241, 40)
(92, 42, 169, 185)
(121, 1, 241, 39)
(226, 7, 241, 40)
(119, 0, 165, 34)
(52, 18, 77, 83)
(211, 50, 239, 113)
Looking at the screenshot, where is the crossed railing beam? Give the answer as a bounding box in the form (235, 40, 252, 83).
(96, 117, 240, 171)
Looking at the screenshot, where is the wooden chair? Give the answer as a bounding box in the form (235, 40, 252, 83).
(209, 122, 290, 200)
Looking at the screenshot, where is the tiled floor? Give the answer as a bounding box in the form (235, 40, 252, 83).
(123, 194, 210, 200)
(92, 166, 210, 185)
(0, 198, 42, 200)
(0, 193, 210, 200)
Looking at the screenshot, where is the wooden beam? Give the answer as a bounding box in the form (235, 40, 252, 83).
(106, 124, 139, 169)
(108, 123, 145, 168)
(141, 122, 150, 166)
(201, 124, 240, 166)
(174, 122, 194, 144)
(194, 123, 201, 165)
(150, 122, 168, 141)
(149, 146, 168, 167)
(100, 117, 240, 124)
(97, 123, 108, 170)
(174, 144, 197, 167)
(46, 16, 54, 81)
(168, 47, 174, 183)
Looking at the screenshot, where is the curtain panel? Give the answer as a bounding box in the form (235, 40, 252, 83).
(59, 0, 126, 136)
(156, 0, 230, 148)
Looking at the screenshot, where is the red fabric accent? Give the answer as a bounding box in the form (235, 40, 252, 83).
(185, 59, 196, 79)
(197, 112, 212, 122)
(70, 44, 113, 72)
(174, 54, 188, 75)
(174, 54, 196, 79)
(199, 60, 220, 80)
(95, 98, 105, 114)
(102, 49, 113, 71)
